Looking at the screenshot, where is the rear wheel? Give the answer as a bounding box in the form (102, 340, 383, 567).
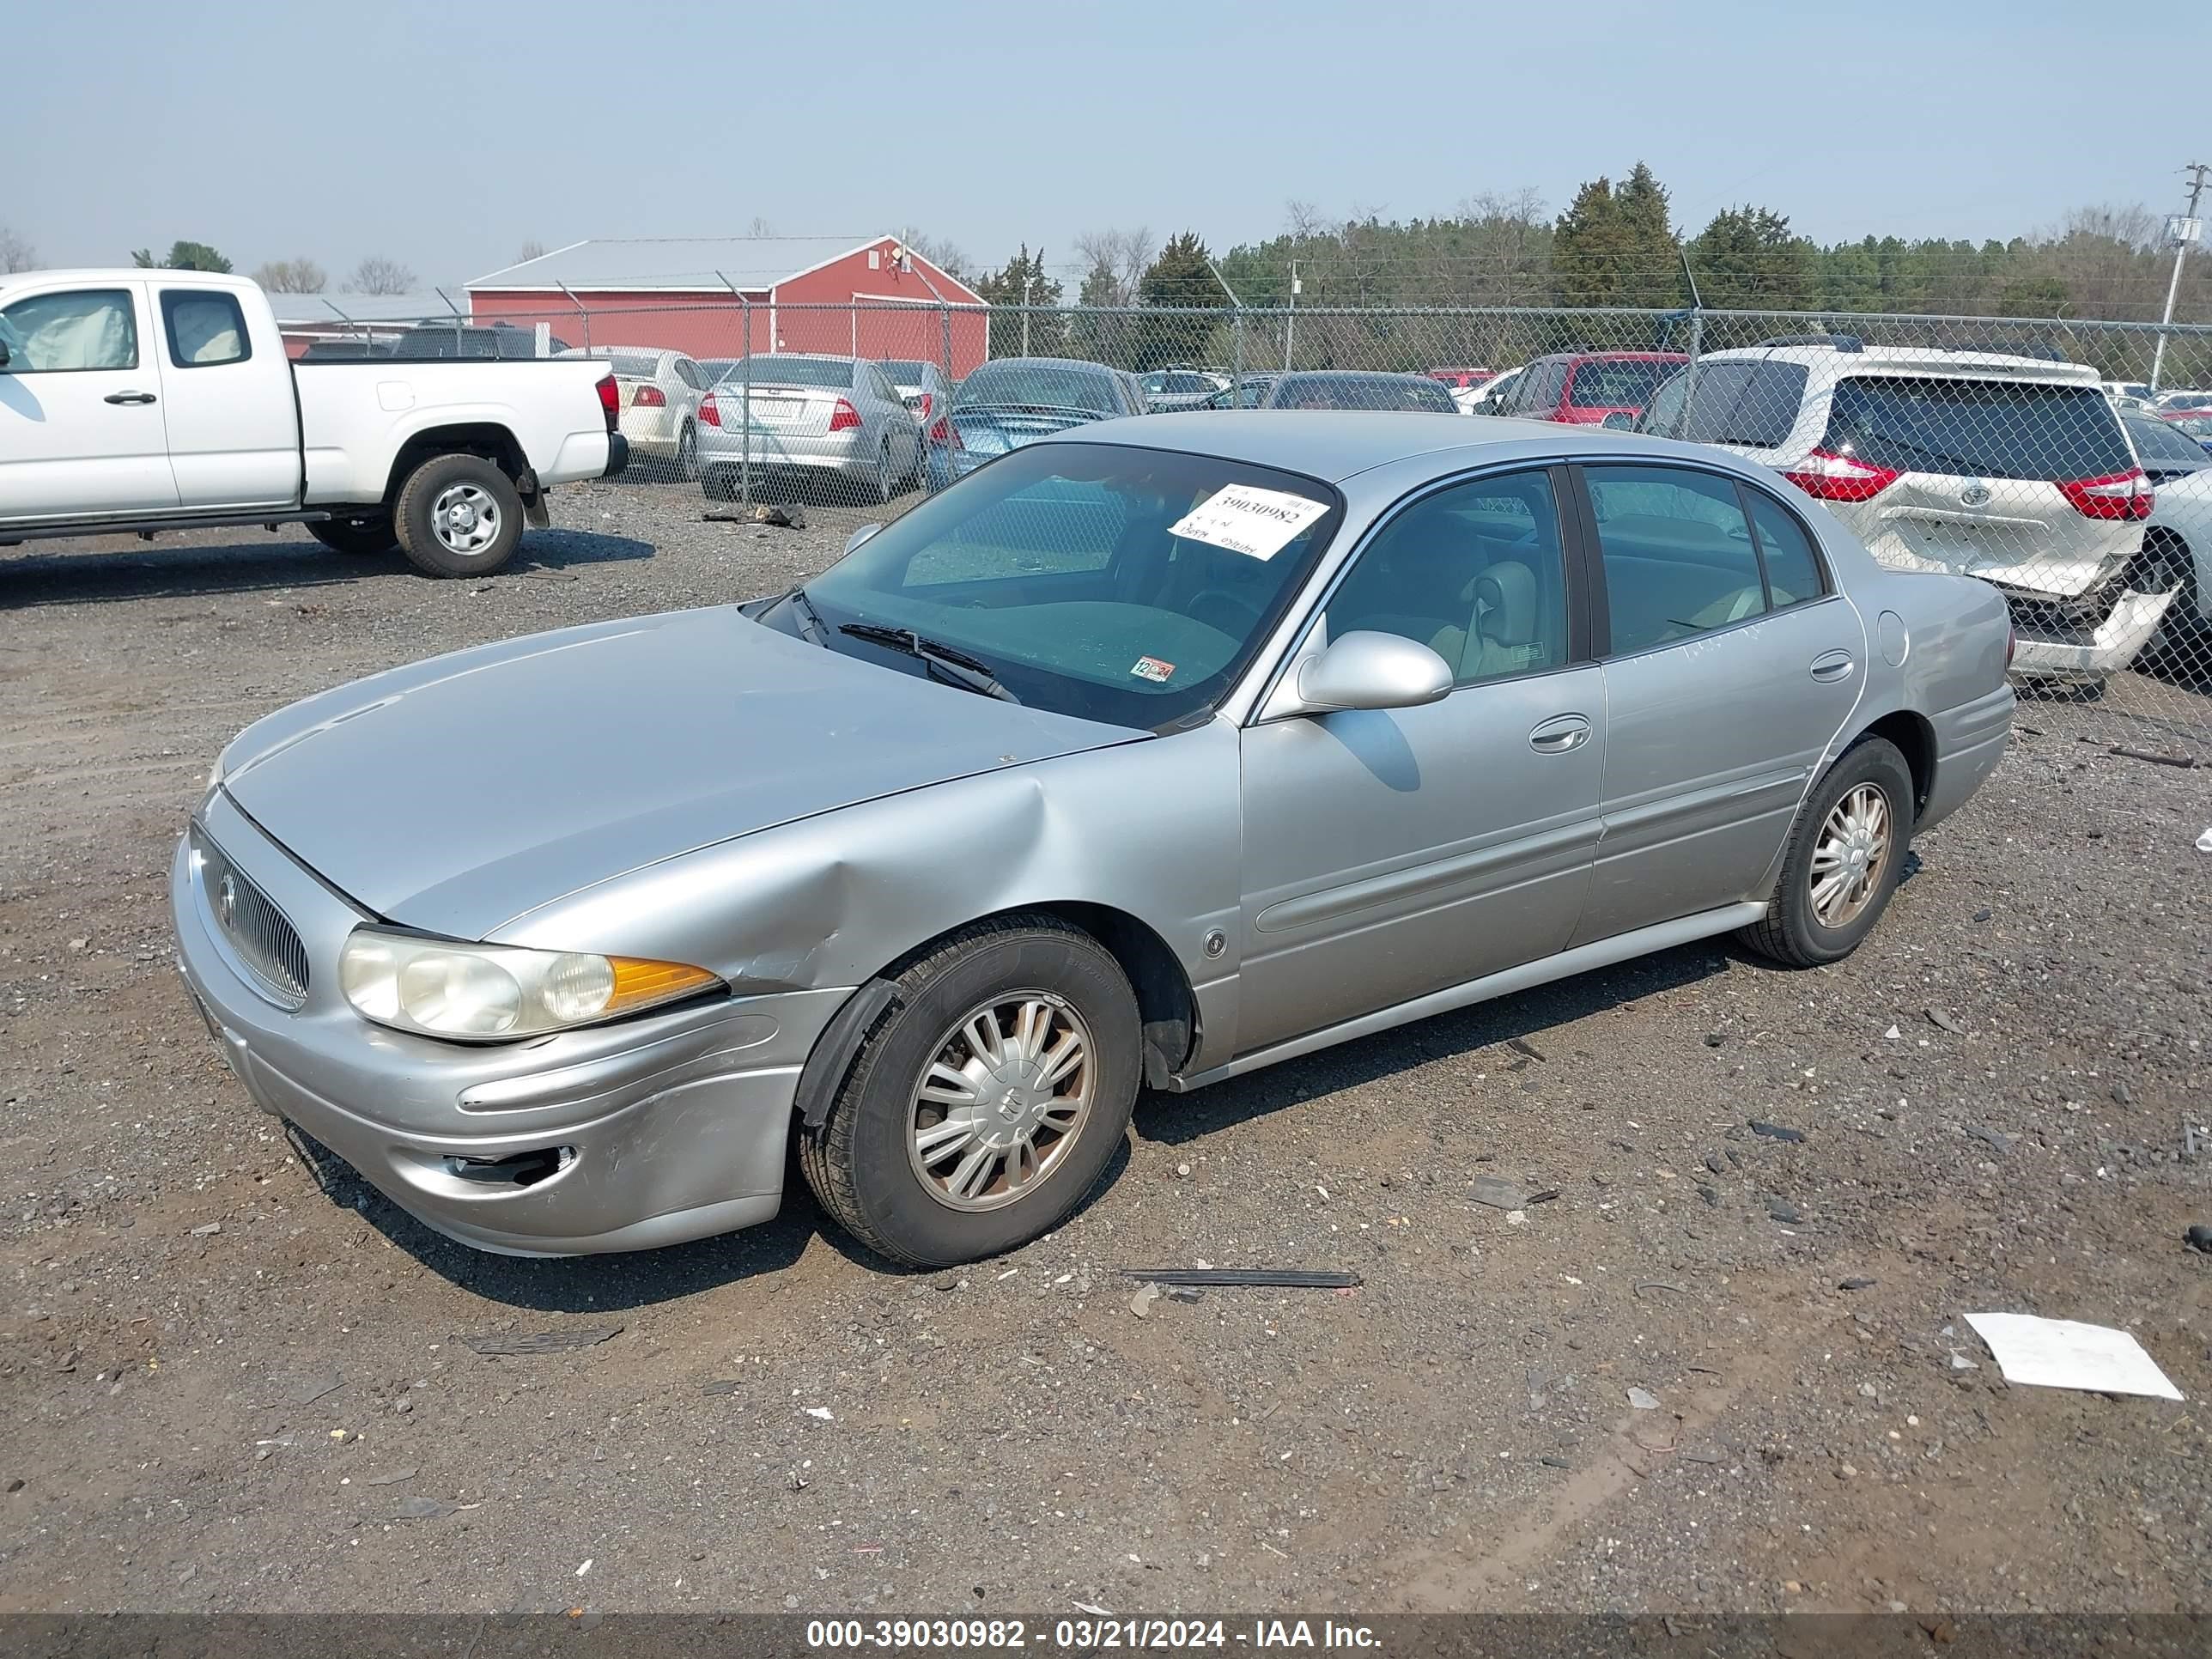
(1739, 736, 1914, 968)
(869, 441, 894, 505)
(797, 915, 1141, 1267)
(392, 453, 525, 577)
(675, 421, 700, 483)
(307, 514, 396, 557)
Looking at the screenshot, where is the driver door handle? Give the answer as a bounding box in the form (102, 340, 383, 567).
(1528, 714, 1592, 754)
(103, 391, 158, 405)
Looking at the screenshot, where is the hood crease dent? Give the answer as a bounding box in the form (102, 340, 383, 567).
(219, 606, 1139, 941)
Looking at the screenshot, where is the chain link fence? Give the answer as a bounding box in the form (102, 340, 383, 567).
(316, 299, 2212, 762)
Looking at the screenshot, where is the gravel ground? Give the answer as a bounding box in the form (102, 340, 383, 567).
(1, 475, 2209, 1619)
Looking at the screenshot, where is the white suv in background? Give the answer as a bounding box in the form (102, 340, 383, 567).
(1633, 338, 2177, 681)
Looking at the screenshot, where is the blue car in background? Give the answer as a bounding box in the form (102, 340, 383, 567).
(931, 358, 1150, 488)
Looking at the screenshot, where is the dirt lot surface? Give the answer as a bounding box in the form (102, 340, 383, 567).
(2, 477, 2209, 1620)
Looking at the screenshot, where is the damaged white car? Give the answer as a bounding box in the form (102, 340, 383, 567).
(1634, 339, 2179, 682)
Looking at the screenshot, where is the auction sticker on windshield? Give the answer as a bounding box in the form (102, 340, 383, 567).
(1167, 485, 1328, 560)
(1130, 656, 1176, 683)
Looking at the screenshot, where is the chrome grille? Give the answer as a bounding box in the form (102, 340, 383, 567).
(191, 827, 309, 1009)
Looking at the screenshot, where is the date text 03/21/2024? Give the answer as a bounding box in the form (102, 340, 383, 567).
(803, 1619, 1382, 1650)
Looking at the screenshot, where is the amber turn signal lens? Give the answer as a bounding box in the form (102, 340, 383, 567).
(606, 957, 721, 1013)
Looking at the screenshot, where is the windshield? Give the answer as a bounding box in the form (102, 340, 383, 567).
(2127, 413, 2210, 469)
(1268, 374, 1459, 412)
(1565, 359, 1679, 409)
(1824, 376, 2133, 481)
(796, 442, 1343, 727)
(957, 362, 1121, 415)
(731, 356, 854, 390)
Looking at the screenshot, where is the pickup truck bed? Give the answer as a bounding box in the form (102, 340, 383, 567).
(1, 269, 628, 576)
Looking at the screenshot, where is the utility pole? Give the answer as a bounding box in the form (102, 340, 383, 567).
(1285, 260, 1299, 371)
(2150, 161, 2210, 393)
(1021, 271, 1036, 356)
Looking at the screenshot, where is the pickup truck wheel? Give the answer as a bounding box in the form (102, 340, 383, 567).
(394, 454, 525, 578)
(307, 514, 397, 557)
(1739, 736, 1913, 969)
(797, 915, 1140, 1268)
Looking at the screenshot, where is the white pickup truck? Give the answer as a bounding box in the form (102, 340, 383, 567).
(0, 269, 628, 576)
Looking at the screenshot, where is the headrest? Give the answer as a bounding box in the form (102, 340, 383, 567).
(1476, 561, 1537, 647)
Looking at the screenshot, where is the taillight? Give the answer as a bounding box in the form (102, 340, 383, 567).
(1782, 447, 1900, 503)
(2006, 624, 2016, 667)
(930, 416, 953, 444)
(630, 384, 665, 408)
(2057, 467, 2154, 521)
(828, 398, 862, 433)
(915, 392, 933, 421)
(698, 392, 720, 428)
(594, 374, 619, 433)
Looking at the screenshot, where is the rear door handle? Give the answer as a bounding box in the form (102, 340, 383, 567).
(103, 391, 157, 405)
(1528, 714, 1592, 754)
(1810, 649, 1856, 683)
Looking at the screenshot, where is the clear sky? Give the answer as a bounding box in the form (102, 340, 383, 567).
(9, 0, 2206, 289)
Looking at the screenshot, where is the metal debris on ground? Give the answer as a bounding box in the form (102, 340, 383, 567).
(1127, 1283, 1160, 1320)
(701, 1379, 744, 1395)
(1748, 1121, 1805, 1143)
(358, 1468, 416, 1487)
(1965, 1125, 2017, 1156)
(1927, 1008, 1967, 1034)
(457, 1325, 623, 1357)
(705, 503, 808, 529)
(1116, 1268, 1362, 1289)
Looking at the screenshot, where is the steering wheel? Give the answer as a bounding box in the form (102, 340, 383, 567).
(1186, 586, 1264, 637)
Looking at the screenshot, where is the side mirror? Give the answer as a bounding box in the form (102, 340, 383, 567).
(1293, 630, 1453, 713)
(1601, 411, 1635, 431)
(843, 523, 884, 556)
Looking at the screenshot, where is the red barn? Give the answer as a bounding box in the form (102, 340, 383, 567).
(465, 235, 987, 373)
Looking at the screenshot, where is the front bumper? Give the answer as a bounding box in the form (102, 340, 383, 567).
(171, 789, 846, 1255)
(2003, 581, 2179, 679)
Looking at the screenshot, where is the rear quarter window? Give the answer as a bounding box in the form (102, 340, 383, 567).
(1823, 375, 2132, 482)
(1669, 360, 1808, 447)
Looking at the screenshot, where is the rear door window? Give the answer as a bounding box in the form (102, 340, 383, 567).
(1823, 376, 2133, 481)
(1656, 360, 1808, 447)
(1583, 465, 1769, 654)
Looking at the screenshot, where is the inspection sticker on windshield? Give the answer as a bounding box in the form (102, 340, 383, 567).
(1130, 656, 1176, 684)
(1168, 485, 1328, 560)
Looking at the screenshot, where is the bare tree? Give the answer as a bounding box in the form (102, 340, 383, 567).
(746, 216, 774, 239)
(252, 258, 327, 294)
(1072, 227, 1154, 305)
(894, 226, 971, 283)
(2059, 204, 2160, 252)
(0, 225, 35, 274)
(1283, 199, 1328, 240)
(346, 256, 416, 295)
(514, 239, 548, 264)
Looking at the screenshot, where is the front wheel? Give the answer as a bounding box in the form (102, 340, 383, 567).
(307, 514, 396, 557)
(797, 915, 1141, 1267)
(1739, 736, 1914, 968)
(392, 453, 525, 577)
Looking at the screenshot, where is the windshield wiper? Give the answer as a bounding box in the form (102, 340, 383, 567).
(838, 623, 1020, 703)
(781, 585, 828, 646)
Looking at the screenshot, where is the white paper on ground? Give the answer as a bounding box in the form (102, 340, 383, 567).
(1963, 1312, 2183, 1401)
(1167, 485, 1329, 560)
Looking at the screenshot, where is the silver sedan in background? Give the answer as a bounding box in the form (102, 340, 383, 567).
(173, 416, 2013, 1268)
(698, 354, 924, 504)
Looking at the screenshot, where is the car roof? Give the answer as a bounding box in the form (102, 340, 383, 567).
(969, 356, 1119, 374)
(1534, 350, 1688, 363)
(1697, 342, 2100, 384)
(1048, 410, 1694, 483)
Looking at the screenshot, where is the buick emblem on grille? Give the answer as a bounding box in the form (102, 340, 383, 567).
(216, 872, 239, 929)
(1959, 483, 1991, 507)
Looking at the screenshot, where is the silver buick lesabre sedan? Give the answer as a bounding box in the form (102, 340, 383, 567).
(173, 414, 2014, 1267)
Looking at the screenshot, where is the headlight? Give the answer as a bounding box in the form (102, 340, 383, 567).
(339, 927, 720, 1041)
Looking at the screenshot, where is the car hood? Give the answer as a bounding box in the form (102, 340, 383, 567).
(218, 606, 1139, 940)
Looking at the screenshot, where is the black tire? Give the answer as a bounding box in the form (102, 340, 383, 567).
(307, 514, 397, 557)
(797, 915, 1141, 1267)
(1738, 735, 1914, 969)
(869, 441, 894, 505)
(392, 453, 525, 578)
(703, 467, 735, 502)
(676, 422, 700, 483)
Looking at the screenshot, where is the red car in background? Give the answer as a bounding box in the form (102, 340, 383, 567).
(1492, 350, 1689, 424)
(1426, 366, 1498, 390)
